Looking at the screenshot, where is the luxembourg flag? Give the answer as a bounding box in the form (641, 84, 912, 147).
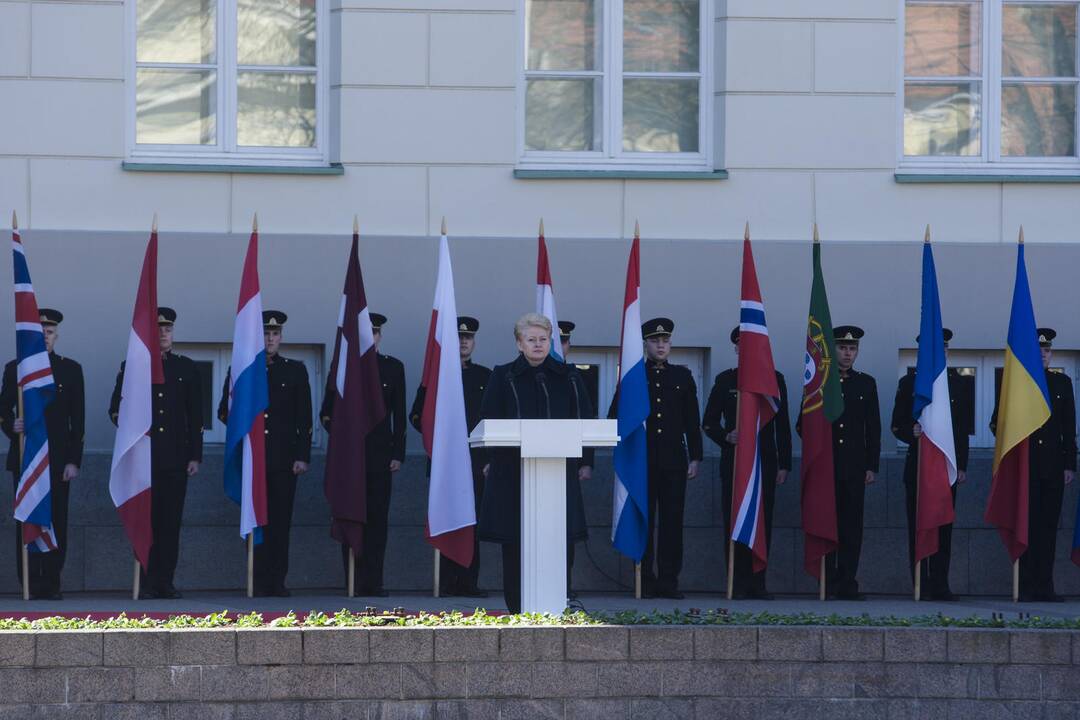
(731, 229, 780, 572)
(421, 228, 475, 566)
(109, 223, 163, 568)
(223, 224, 269, 541)
(912, 233, 957, 564)
(611, 232, 649, 561)
(536, 221, 563, 362)
(11, 221, 57, 552)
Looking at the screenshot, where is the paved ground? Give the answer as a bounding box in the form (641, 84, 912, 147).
(0, 591, 1076, 620)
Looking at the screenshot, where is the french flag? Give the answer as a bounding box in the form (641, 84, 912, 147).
(11, 224, 57, 552)
(109, 225, 163, 568)
(731, 230, 780, 572)
(913, 236, 957, 563)
(536, 222, 563, 362)
(611, 233, 649, 561)
(421, 229, 475, 566)
(223, 225, 269, 541)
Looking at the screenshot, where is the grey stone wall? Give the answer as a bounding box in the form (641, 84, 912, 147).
(2, 448, 1078, 598)
(0, 625, 1079, 718)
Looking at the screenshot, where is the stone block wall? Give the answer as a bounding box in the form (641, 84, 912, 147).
(1, 449, 1077, 597)
(0, 625, 1078, 718)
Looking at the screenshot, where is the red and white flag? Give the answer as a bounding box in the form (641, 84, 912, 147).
(324, 225, 385, 554)
(420, 231, 475, 566)
(109, 228, 163, 568)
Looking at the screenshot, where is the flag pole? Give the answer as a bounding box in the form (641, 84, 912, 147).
(17, 386, 28, 601)
(433, 549, 440, 598)
(1012, 560, 1019, 603)
(133, 558, 140, 600)
(634, 563, 641, 599)
(914, 225, 930, 603)
(727, 389, 741, 601)
(246, 534, 254, 598)
(813, 223, 828, 603)
(347, 549, 355, 598)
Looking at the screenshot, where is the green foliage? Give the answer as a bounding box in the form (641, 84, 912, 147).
(0, 606, 1073, 630)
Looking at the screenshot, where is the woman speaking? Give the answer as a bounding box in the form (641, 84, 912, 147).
(477, 313, 592, 612)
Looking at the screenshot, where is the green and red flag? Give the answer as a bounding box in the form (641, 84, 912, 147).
(799, 234, 843, 578)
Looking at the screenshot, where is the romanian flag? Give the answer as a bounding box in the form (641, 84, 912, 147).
(985, 240, 1050, 562)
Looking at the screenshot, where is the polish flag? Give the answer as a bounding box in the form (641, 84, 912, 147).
(109, 226, 164, 568)
(421, 229, 475, 566)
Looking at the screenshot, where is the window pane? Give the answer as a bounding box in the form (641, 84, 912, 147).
(237, 72, 316, 147)
(905, 2, 981, 76)
(238, 0, 316, 67)
(1002, 83, 1077, 156)
(525, 78, 601, 151)
(526, 0, 600, 71)
(622, 78, 699, 152)
(1003, 4, 1077, 77)
(903, 82, 981, 156)
(623, 0, 700, 73)
(136, 69, 216, 145)
(137, 0, 216, 64)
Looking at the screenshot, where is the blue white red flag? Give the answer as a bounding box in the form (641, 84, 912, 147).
(535, 228, 563, 362)
(223, 227, 269, 541)
(421, 231, 475, 566)
(611, 235, 649, 561)
(913, 237, 956, 563)
(11, 226, 57, 552)
(731, 232, 779, 572)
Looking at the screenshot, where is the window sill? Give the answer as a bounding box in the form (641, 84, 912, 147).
(895, 171, 1080, 184)
(514, 168, 728, 180)
(122, 162, 345, 176)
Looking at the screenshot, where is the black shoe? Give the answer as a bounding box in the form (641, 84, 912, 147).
(458, 586, 488, 598)
(750, 588, 774, 600)
(1018, 591, 1037, 602)
(933, 590, 958, 602)
(1040, 592, 1066, 603)
(159, 585, 182, 600)
(568, 590, 579, 601)
(838, 591, 867, 601)
(273, 585, 291, 598)
(362, 587, 389, 598)
(253, 587, 273, 598)
(138, 588, 160, 600)
(658, 588, 685, 600)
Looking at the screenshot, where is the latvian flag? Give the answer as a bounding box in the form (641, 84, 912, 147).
(421, 231, 476, 565)
(223, 227, 269, 541)
(11, 227, 57, 552)
(731, 232, 780, 572)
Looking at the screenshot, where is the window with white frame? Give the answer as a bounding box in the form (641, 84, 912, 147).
(520, 0, 711, 170)
(130, 0, 328, 165)
(902, 1, 1080, 172)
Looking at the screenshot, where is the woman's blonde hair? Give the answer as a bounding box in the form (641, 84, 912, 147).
(514, 312, 552, 340)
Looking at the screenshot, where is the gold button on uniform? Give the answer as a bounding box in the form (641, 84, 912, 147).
(839, 439, 844, 444)
(657, 428, 663, 434)
(157, 427, 164, 433)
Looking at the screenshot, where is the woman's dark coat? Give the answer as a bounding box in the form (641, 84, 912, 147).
(476, 354, 592, 544)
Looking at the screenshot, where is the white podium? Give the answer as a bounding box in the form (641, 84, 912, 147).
(469, 419, 619, 614)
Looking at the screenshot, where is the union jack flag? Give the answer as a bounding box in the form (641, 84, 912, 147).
(11, 227, 57, 552)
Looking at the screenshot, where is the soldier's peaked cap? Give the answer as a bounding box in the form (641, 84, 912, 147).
(833, 325, 865, 343)
(38, 308, 63, 326)
(642, 318, 674, 339)
(458, 316, 479, 334)
(558, 320, 575, 338)
(263, 310, 288, 327)
(370, 313, 387, 330)
(157, 307, 177, 325)
(1038, 328, 1057, 347)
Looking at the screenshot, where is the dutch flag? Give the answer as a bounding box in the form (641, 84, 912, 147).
(223, 224, 269, 541)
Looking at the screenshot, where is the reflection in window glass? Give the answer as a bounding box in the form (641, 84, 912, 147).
(526, 78, 601, 151)
(623, 78, 699, 152)
(237, 72, 316, 147)
(136, 69, 217, 145)
(623, 0, 699, 73)
(137, 0, 216, 64)
(1003, 4, 1077, 77)
(526, 0, 600, 71)
(905, 2, 982, 77)
(903, 82, 981, 156)
(238, 0, 317, 67)
(1002, 83, 1077, 156)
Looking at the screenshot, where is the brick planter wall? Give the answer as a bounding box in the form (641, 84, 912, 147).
(0, 625, 1078, 718)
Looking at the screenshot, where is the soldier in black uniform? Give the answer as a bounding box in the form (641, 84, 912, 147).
(217, 311, 312, 597)
(0, 309, 84, 600)
(109, 307, 203, 599)
(891, 328, 971, 601)
(624, 318, 702, 599)
(702, 326, 791, 599)
(409, 315, 490, 598)
(825, 326, 880, 600)
(558, 320, 595, 598)
(991, 328, 1076, 602)
(321, 312, 405, 597)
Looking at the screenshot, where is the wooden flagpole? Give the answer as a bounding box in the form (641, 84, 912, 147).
(913, 225, 930, 603)
(634, 563, 642, 599)
(133, 559, 140, 601)
(17, 385, 28, 601)
(820, 557, 826, 601)
(433, 549, 441, 598)
(1012, 560, 1019, 603)
(347, 549, 355, 598)
(246, 534, 254, 598)
(727, 300, 745, 602)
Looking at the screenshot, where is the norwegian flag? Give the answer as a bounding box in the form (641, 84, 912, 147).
(730, 230, 780, 572)
(11, 224, 57, 552)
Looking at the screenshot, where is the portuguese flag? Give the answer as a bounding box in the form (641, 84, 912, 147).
(799, 236, 843, 578)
